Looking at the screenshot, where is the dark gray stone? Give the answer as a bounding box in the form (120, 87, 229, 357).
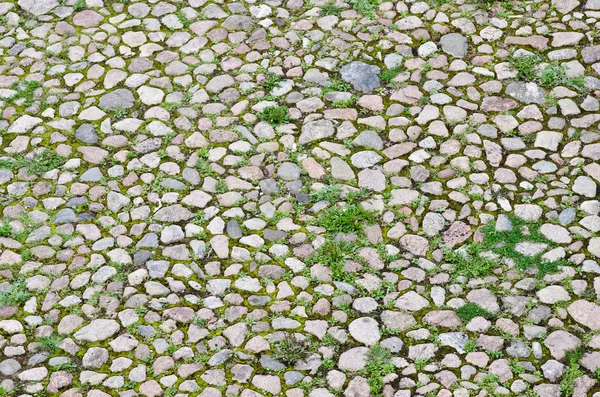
(75, 123, 98, 144)
(99, 89, 135, 110)
(340, 61, 381, 92)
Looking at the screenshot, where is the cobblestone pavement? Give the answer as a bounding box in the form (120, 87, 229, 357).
(2, 0, 600, 396)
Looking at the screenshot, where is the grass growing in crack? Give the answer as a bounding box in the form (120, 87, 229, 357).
(176, 11, 192, 28)
(306, 240, 359, 283)
(0, 278, 30, 308)
(445, 215, 562, 278)
(561, 347, 584, 397)
(456, 302, 494, 324)
(262, 72, 282, 91)
(310, 185, 341, 203)
(0, 149, 67, 175)
(349, 0, 380, 18)
(320, 1, 345, 16)
(112, 106, 128, 119)
(6, 80, 41, 107)
(332, 96, 358, 108)
(363, 344, 395, 396)
(380, 66, 404, 83)
(272, 334, 310, 365)
(538, 64, 586, 91)
(509, 54, 540, 81)
(314, 204, 376, 235)
(324, 79, 352, 93)
(257, 105, 289, 126)
(443, 243, 496, 278)
(481, 215, 552, 272)
(509, 54, 587, 92)
(478, 373, 500, 395)
(37, 333, 65, 353)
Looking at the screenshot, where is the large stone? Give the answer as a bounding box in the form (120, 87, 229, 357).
(568, 300, 600, 329)
(18, 0, 58, 15)
(154, 205, 193, 222)
(74, 319, 120, 342)
(553, 0, 580, 12)
(340, 62, 380, 92)
(506, 82, 545, 104)
(348, 317, 380, 346)
(544, 331, 581, 360)
(299, 120, 334, 144)
(99, 89, 135, 110)
(439, 33, 468, 57)
(338, 347, 368, 371)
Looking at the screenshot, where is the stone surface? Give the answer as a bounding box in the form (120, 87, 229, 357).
(340, 62, 381, 92)
(2, 1, 599, 396)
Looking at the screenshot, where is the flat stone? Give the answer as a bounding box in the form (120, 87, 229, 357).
(439, 33, 468, 57)
(340, 62, 381, 92)
(74, 319, 120, 342)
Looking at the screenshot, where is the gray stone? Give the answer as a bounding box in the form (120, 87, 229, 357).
(99, 89, 135, 110)
(18, 0, 58, 15)
(439, 33, 468, 57)
(506, 82, 545, 104)
(74, 319, 120, 342)
(340, 62, 381, 92)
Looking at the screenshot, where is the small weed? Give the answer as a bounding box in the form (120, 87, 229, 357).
(37, 333, 65, 353)
(456, 302, 495, 324)
(443, 243, 496, 278)
(314, 204, 376, 235)
(509, 54, 541, 81)
(112, 106, 127, 119)
(363, 344, 395, 395)
(320, 1, 345, 16)
(257, 106, 290, 126)
(380, 66, 404, 83)
(324, 79, 352, 93)
(0, 278, 31, 308)
(176, 11, 192, 28)
(7, 80, 41, 107)
(0, 223, 11, 237)
(73, 0, 86, 10)
(349, 0, 380, 18)
(21, 150, 67, 175)
(272, 334, 310, 366)
(561, 348, 584, 397)
(311, 185, 341, 203)
(332, 96, 358, 108)
(262, 72, 283, 91)
(307, 240, 359, 283)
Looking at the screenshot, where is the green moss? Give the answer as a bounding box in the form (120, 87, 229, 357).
(456, 302, 494, 323)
